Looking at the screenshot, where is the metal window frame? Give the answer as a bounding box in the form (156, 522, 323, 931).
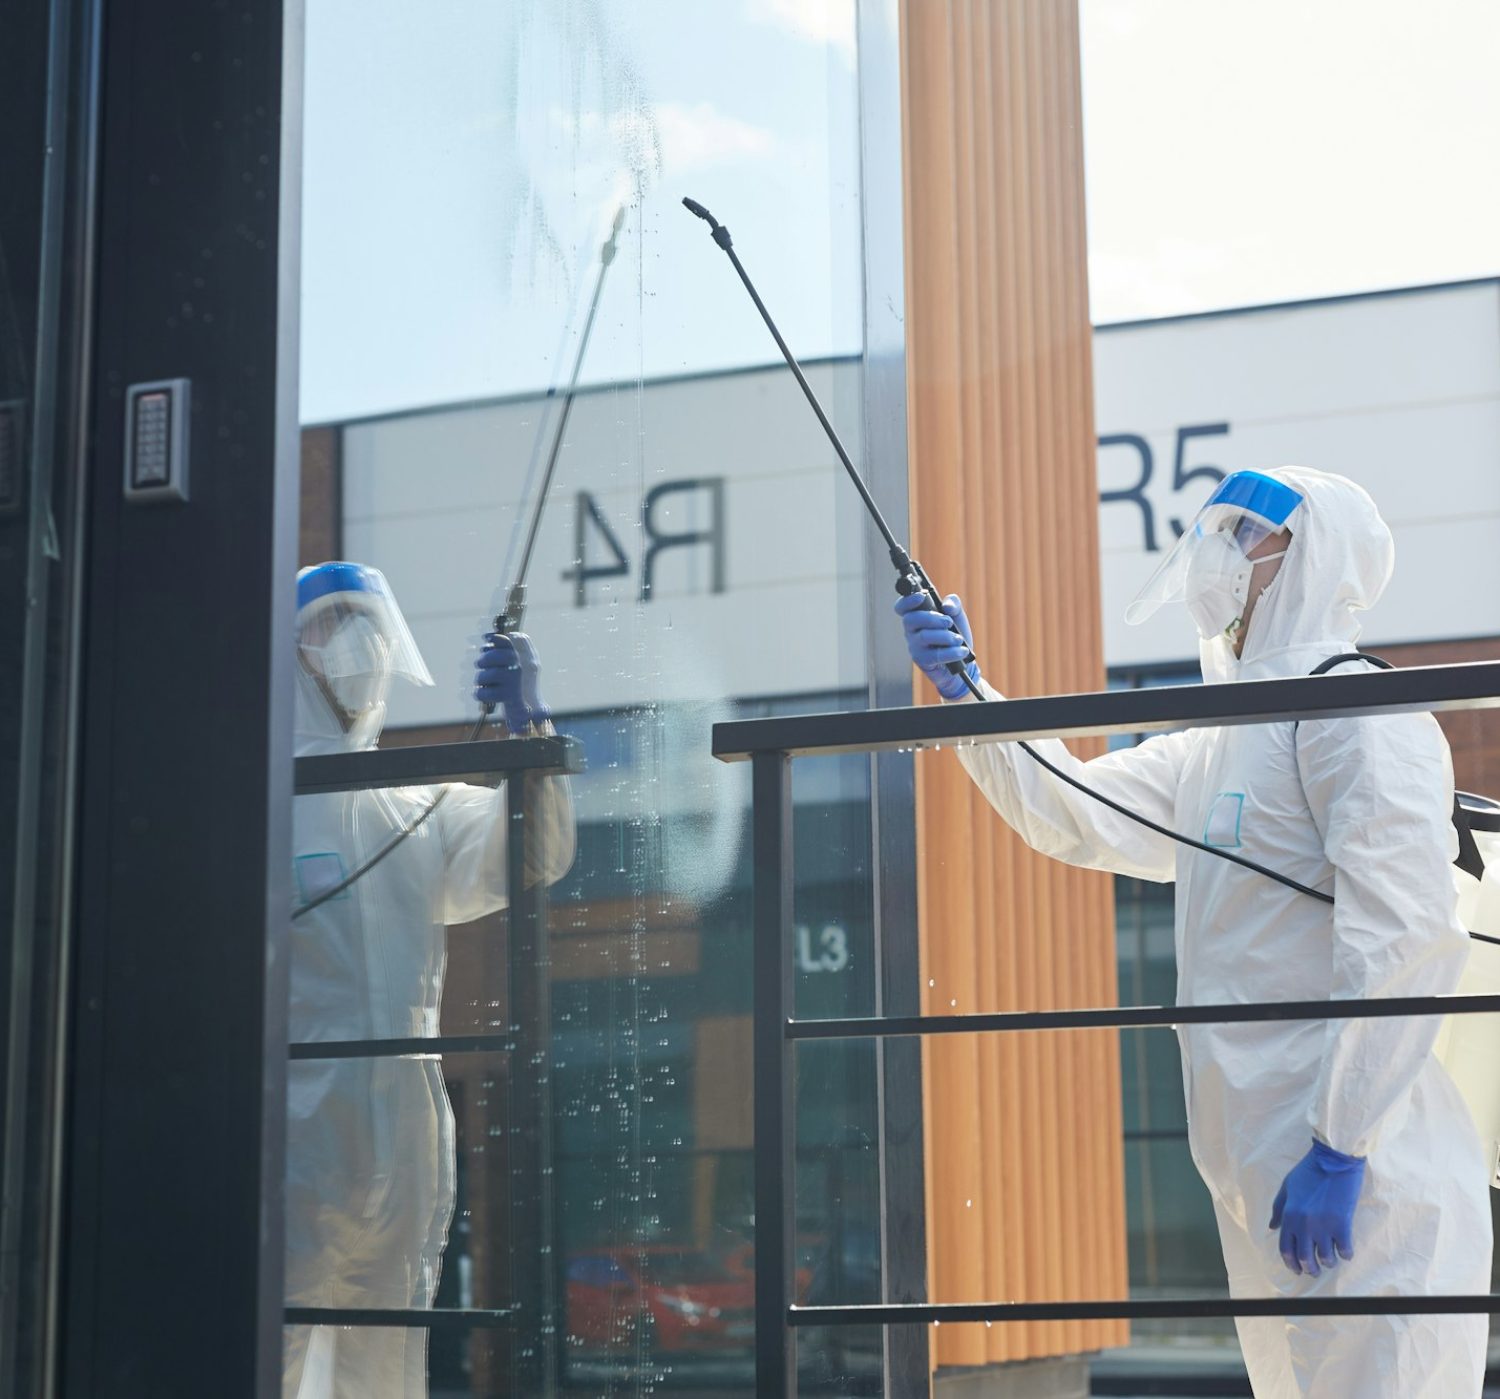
(713, 662, 1500, 1397)
(855, 0, 931, 1391)
(1, 0, 101, 1392)
(713, 660, 1500, 761)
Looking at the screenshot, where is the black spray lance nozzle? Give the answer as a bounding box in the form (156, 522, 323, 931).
(479, 582, 531, 718)
(682, 197, 733, 251)
(497, 582, 527, 634)
(890, 547, 942, 617)
(600, 204, 627, 267)
(903, 557, 976, 670)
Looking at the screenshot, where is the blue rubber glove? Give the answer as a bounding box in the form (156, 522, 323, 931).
(894, 591, 980, 700)
(1269, 1139, 1366, 1277)
(474, 631, 550, 730)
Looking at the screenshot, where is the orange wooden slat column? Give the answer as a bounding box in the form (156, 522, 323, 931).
(899, 0, 1130, 1371)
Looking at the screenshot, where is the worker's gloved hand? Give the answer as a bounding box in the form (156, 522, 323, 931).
(1269, 1139, 1366, 1277)
(895, 592, 980, 700)
(474, 632, 550, 730)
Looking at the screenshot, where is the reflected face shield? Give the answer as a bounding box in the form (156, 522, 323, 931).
(1126, 471, 1303, 639)
(295, 563, 434, 683)
(295, 562, 435, 728)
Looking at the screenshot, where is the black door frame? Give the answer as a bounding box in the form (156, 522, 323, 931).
(61, 1, 301, 1394)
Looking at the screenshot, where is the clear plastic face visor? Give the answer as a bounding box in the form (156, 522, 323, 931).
(295, 563, 435, 688)
(1124, 472, 1303, 626)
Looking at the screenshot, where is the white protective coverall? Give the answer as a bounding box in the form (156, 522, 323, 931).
(283, 667, 576, 1398)
(952, 467, 1491, 1396)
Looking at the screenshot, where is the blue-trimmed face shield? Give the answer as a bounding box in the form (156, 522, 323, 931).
(295, 562, 434, 717)
(1125, 471, 1304, 639)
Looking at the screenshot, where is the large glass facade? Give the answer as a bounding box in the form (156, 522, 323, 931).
(291, 3, 885, 1392)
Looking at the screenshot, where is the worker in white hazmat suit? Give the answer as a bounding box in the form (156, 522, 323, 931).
(897, 467, 1492, 1397)
(283, 562, 576, 1399)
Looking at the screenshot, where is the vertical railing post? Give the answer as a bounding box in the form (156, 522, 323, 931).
(507, 771, 557, 1395)
(753, 751, 797, 1396)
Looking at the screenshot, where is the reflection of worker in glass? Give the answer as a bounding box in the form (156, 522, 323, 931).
(284, 562, 575, 1399)
(899, 469, 1492, 1397)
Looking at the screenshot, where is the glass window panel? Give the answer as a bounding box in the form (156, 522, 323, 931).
(295, 2, 875, 1393)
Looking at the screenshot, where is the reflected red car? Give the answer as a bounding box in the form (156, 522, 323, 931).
(565, 1247, 756, 1355)
(717, 1239, 815, 1301)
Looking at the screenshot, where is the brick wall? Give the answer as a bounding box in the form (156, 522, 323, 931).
(1380, 637, 1500, 797)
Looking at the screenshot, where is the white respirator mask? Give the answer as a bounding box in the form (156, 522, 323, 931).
(301, 614, 394, 720)
(1184, 532, 1288, 642)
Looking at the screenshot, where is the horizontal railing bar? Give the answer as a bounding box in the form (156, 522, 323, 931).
(787, 993, 1500, 1039)
(287, 1033, 516, 1060)
(712, 661, 1500, 760)
(284, 1307, 517, 1328)
(294, 735, 584, 794)
(789, 1295, 1500, 1327)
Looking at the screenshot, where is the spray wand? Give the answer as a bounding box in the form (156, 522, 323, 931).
(492, 204, 628, 646)
(681, 198, 979, 694)
(680, 196, 1339, 904)
(292, 210, 627, 920)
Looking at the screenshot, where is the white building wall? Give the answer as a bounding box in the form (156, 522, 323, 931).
(339, 359, 871, 728)
(1093, 280, 1500, 669)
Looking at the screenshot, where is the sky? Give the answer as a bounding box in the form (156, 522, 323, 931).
(299, 0, 865, 424)
(299, 0, 1500, 424)
(1080, 0, 1500, 324)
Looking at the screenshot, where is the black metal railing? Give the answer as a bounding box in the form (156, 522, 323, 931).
(711, 660, 1500, 1397)
(286, 733, 583, 1393)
